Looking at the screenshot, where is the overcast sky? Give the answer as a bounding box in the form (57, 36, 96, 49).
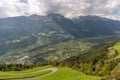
(0, 0, 120, 20)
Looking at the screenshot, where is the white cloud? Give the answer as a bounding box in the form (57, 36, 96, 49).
(0, 0, 120, 20)
(0, 0, 28, 17)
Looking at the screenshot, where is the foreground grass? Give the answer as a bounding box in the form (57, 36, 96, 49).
(0, 65, 52, 79)
(20, 65, 52, 73)
(36, 67, 101, 80)
(0, 65, 51, 73)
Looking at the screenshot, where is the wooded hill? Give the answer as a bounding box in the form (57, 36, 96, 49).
(58, 41, 120, 80)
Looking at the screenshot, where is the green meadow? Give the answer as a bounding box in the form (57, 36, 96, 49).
(36, 67, 101, 80)
(0, 65, 51, 79)
(113, 42, 120, 59)
(0, 65, 101, 80)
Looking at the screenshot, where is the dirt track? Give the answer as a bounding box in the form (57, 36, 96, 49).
(14, 67, 58, 80)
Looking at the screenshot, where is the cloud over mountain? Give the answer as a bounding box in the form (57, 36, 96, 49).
(0, 0, 120, 20)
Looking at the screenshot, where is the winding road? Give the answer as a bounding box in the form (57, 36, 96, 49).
(15, 67, 58, 80)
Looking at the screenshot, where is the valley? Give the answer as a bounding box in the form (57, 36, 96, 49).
(0, 14, 120, 80)
(0, 0, 120, 80)
(0, 36, 119, 64)
(0, 15, 120, 64)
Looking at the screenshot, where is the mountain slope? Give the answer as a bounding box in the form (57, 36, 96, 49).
(73, 15, 120, 37)
(0, 14, 120, 64)
(61, 40, 120, 79)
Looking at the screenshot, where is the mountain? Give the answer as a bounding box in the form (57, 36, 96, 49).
(73, 15, 120, 37)
(0, 14, 120, 64)
(0, 14, 73, 55)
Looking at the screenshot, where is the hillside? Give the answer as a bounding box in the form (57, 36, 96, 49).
(73, 15, 120, 37)
(60, 41, 120, 80)
(0, 14, 120, 64)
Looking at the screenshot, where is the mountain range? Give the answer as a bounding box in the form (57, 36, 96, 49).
(0, 14, 120, 64)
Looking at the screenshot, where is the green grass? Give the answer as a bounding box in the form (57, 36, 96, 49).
(35, 67, 101, 80)
(112, 63, 120, 72)
(19, 65, 52, 73)
(106, 42, 120, 62)
(0, 65, 101, 80)
(0, 65, 51, 73)
(0, 65, 52, 79)
(113, 42, 120, 53)
(113, 42, 120, 59)
(0, 70, 52, 79)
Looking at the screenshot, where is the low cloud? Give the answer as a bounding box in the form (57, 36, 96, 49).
(0, 0, 120, 20)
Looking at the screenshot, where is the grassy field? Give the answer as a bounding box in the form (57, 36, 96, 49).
(0, 65, 101, 80)
(113, 42, 120, 59)
(113, 42, 120, 53)
(35, 67, 101, 80)
(0, 65, 52, 79)
(19, 65, 52, 73)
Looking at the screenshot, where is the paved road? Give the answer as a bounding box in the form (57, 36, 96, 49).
(14, 67, 58, 80)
